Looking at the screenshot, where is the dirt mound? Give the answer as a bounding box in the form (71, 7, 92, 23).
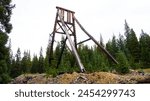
(11, 74, 52, 84)
(11, 72, 150, 84)
(55, 72, 118, 84)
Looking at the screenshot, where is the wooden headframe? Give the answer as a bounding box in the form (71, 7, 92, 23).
(49, 6, 118, 72)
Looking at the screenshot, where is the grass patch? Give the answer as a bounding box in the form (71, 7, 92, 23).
(137, 68, 150, 73)
(142, 68, 150, 73)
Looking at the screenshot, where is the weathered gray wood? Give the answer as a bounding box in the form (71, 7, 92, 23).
(74, 16, 119, 64)
(55, 31, 65, 34)
(65, 24, 74, 33)
(49, 9, 59, 64)
(57, 22, 66, 34)
(72, 13, 77, 49)
(58, 12, 85, 72)
(57, 20, 74, 25)
(56, 6, 75, 13)
(77, 38, 91, 45)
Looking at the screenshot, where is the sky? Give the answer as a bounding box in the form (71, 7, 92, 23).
(10, 0, 150, 57)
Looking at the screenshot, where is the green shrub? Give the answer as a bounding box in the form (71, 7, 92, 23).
(0, 73, 11, 84)
(46, 68, 58, 77)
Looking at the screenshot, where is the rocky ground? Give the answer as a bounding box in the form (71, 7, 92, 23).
(11, 70, 150, 84)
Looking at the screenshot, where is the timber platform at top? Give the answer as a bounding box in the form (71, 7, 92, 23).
(56, 6, 75, 13)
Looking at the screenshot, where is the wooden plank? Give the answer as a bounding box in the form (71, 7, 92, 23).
(57, 20, 73, 25)
(68, 12, 71, 23)
(60, 10, 64, 20)
(49, 9, 59, 64)
(55, 31, 65, 34)
(77, 38, 91, 45)
(72, 13, 77, 49)
(58, 12, 85, 72)
(57, 22, 66, 34)
(67, 12, 69, 22)
(65, 24, 74, 33)
(56, 6, 75, 13)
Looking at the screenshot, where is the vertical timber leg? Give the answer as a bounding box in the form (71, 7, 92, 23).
(49, 10, 58, 65)
(72, 14, 77, 50)
(58, 12, 85, 72)
(56, 37, 67, 68)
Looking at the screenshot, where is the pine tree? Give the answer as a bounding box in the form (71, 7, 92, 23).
(139, 30, 150, 68)
(27, 51, 31, 72)
(117, 34, 126, 54)
(0, 0, 14, 83)
(21, 51, 27, 73)
(111, 35, 119, 57)
(92, 45, 109, 72)
(116, 51, 129, 74)
(124, 21, 140, 69)
(124, 20, 130, 40)
(21, 50, 31, 73)
(38, 47, 45, 73)
(106, 40, 112, 54)
(124, 20, 131, 59)
(127, 29, 140, 68)
(46, 34, 52, 65)
(78, 45, 86, 66)
(106, 35, 119, 58)
(10, 48, 22, 77)
(59, 36, 71, 69)
(44, 55, 49, 72)
(7, 39, 13, 75)
(99, 34, 104, 47)
(31, 54, 39, 73)
(53, 42, 61, 67)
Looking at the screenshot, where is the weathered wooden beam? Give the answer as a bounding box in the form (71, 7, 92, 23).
(74, 16, 119, 64)
(60, 10, 64, 20)
(56, 6, 75, 13)
(56, 27, 61, 31)
(55, 31, 73, 36)
(58, 12, 85, 72)
(65, 24, 74, 34)
(56, 21, 73, 35)
(77, 38, 91, 45)
(57, 20, 74, 25)
(55, 31, 65, 34)
(72, 13, 77, 49)
(67, 12, 71, 23)
(57, 22, 66, 34)
(49, 9, 59, 64)
(56, 37, 68, 68)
